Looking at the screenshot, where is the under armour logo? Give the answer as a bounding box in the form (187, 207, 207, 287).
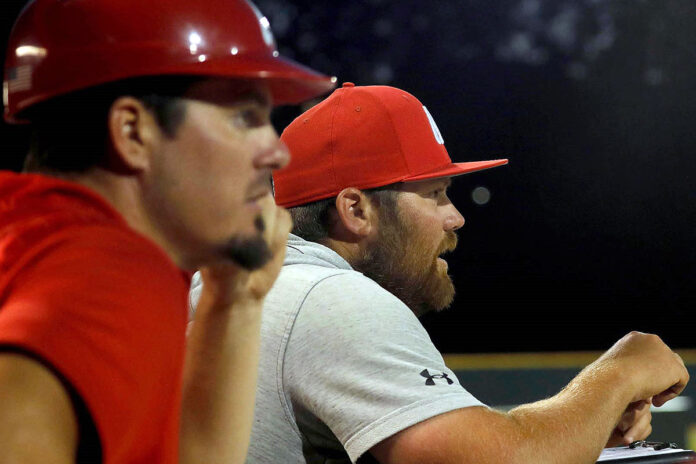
(420, 369, 454, 386)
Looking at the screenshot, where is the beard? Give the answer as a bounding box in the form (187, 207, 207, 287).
(352, 212, 458, 317)
(219, 215, 272, 270)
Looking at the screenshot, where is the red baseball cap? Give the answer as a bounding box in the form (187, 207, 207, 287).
(274, 83, 508, 207)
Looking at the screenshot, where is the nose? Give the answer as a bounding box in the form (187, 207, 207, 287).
(254, 130, 291, 170)
(276, 141, 291, 169)
(443, 203, 465, 231)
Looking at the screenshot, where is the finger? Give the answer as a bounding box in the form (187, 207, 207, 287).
(198, 262, 241, 287)
(616, 400, 648, 433)
(253, 207, 291, 291)
(266, 207, 291, 258)
(653, 379, 688, 407)
(622, 408, 653, 444)
(671, 353, 689, 388)
(631, 399, 651, 415)
(275, 206, 292, 238)
(653, 388, 680, 407)
(624, 403, 652, 443)
(616, 411, 635, 433)
(670, 353, 689, 391)
(606, 428, 625, 448)
(653, 362, 689, 407)
(258, 193, 278, 242)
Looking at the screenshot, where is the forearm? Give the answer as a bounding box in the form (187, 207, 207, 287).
(374, 332, 687, 464)
(179, 292, 263, 464)
(505, 364, 634, 464)
(375, 363, 635, 464)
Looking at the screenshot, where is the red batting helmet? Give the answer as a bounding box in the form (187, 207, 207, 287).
(3, 0, 336, 123)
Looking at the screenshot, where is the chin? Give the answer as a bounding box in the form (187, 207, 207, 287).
(411, 264, 455, 316)
(220, 233, 271, 270)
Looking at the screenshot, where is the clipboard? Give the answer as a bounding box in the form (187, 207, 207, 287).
(598, 442, 696, 463)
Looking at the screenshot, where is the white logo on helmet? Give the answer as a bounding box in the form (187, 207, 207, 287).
(423, 106, 444, 145)
(246, 0, 277, 49)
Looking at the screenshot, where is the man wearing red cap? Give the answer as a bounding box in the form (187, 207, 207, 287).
(193, 83, 689, 464)
(0, 0, 334, 463)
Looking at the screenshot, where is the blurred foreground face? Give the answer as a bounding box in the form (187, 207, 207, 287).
(354, 178, 465, 316)
(143, 78, 290, 270)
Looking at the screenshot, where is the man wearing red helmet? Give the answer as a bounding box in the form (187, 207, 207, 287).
(190, 83, 688, 464)
(0, 0, 334, 463)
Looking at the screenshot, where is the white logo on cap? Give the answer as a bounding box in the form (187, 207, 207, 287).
(422, 106, 444, 145)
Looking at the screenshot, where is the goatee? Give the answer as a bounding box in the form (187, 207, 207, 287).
(220, 215, 272, 270)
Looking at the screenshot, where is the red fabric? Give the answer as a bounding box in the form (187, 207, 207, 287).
(0, 171, 189, 463)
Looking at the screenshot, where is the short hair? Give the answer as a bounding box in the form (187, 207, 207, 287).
(288, 184, 401, 243)
(22, 76, 199, 173)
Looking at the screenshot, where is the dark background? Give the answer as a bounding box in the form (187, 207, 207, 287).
(2, 0, 694, 353)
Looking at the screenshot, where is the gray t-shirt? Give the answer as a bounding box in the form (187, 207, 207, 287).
(189, 235, 484, 463)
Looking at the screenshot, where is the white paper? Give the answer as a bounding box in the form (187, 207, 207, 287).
(598, 445, 690, 461)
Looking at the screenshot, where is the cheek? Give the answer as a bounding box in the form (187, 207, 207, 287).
(182, 140, 252, 200)
(400, 207, 443, 249)
(154, 145, 251, 229)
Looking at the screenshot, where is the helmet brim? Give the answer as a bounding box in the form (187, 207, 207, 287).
(163, 53, 337, 106)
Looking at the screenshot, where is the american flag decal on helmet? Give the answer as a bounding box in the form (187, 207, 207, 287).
(6, 65, 32, 93)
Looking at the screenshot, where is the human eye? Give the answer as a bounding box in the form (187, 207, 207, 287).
(231, 107, 267, 129)
(429, 188, 443, 198)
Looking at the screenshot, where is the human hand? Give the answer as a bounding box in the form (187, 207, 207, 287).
(598, 332, 689, 407)
(198, 194, 292, 308)
(606, 399, 652, 447)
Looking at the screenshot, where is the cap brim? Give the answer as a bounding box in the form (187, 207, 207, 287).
(403, 159, 509, 182)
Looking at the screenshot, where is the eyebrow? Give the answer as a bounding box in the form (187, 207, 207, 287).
(235, 90, 271, 108)
(206, 88, 271, 109)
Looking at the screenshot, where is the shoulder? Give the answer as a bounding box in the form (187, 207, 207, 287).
(292, 267, 418, 326)
(280, 267, 434, 367)
(1, 174, 183, 294)
(261, 263, 418, 331)
(5, 221, 185, 295)
(1, 218, 188, 327)
(277, 264, 404, 306)
(1, 221, 189, 337)
(0, 190, 186, 462)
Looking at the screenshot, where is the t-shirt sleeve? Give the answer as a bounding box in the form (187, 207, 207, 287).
(282, 271, 486, 463)
(0, 225, 188, 460)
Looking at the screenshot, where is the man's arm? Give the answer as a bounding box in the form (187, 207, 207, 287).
(0, 353, 78, 464)
(179, 198, 292, 464)
(370, 332, 688, 464)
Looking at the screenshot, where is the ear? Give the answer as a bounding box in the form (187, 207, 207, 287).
(106, 96, 160, 173)
(334, 187, 378, 239)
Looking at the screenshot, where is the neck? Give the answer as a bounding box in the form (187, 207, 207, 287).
(51, 168, 187, 268)
(321, 237, 365, 268)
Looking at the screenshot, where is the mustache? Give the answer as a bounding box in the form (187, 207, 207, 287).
(437, 231, 458, 256)
(247, 173, 274, 200)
